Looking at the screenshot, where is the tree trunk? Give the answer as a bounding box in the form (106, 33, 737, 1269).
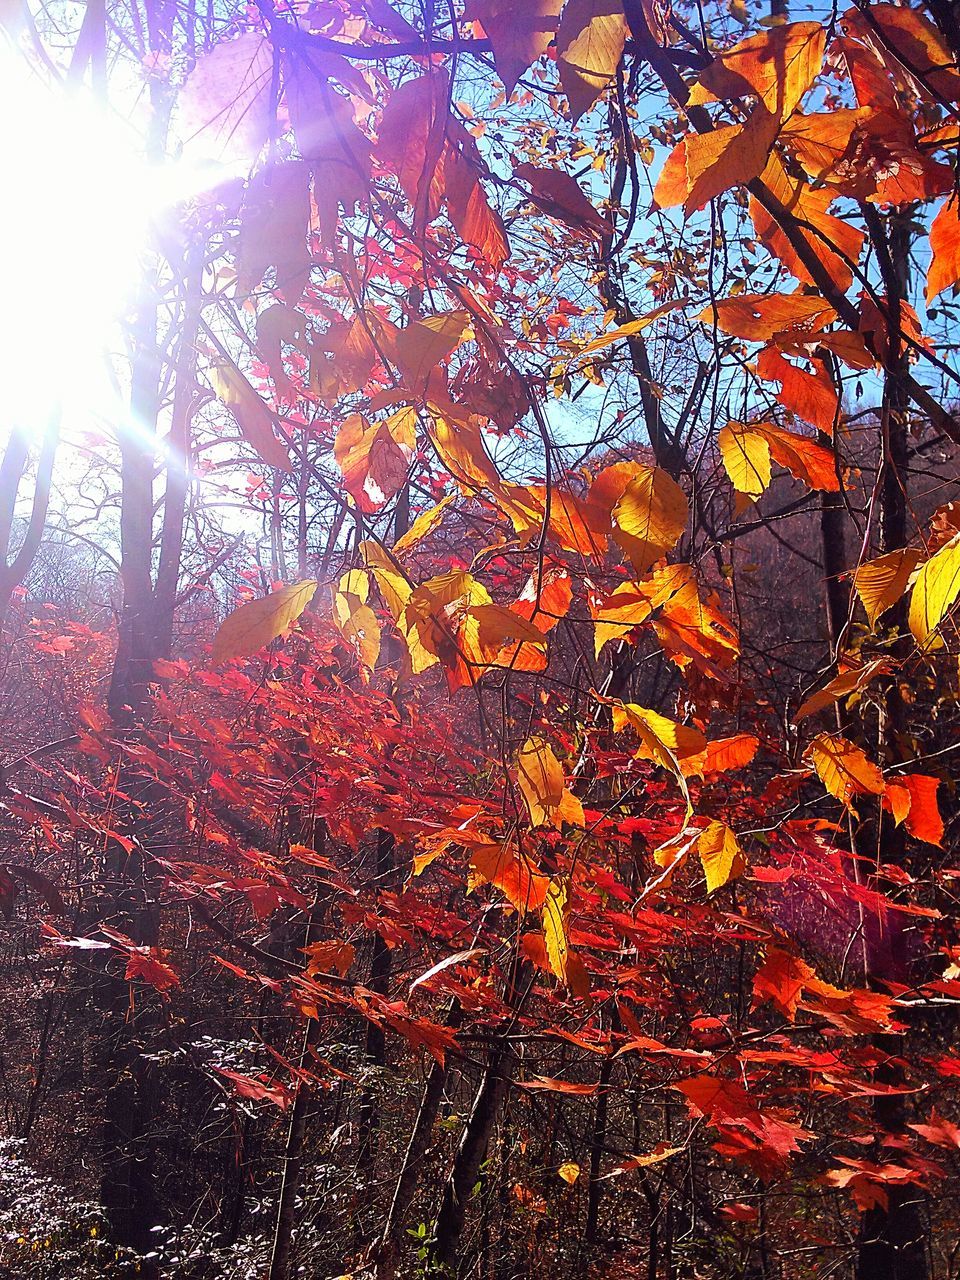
(855, 207, 927, 1280)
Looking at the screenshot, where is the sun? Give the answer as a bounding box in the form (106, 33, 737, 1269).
(0, 40, 187, 438)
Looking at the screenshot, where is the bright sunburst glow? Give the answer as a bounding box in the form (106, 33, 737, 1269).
(0, 42, 211, 437)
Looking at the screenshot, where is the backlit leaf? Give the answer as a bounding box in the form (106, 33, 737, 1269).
(909, 535, 960, 645)
(807, 733, 885, 811)
(853, 548, 921, 628)
(517, 738, 584, 828)
(211, 580, 317, 664)
(611, 466, 688, 573)
(697, 820, 745, 894)
(719, 422, 771, 499)
(556, 0, 628, 122)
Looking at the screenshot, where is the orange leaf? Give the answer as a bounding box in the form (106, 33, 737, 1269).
(470, 840, 550, 912)
(688, 20, 826, 122)
(928, 198, 960, 304)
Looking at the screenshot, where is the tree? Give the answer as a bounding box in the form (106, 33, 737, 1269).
(3, 1, 960, 1278)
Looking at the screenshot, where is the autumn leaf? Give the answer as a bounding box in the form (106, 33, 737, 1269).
(470, 839, 550, 912)
(688, 21, 826, 121)
(302, 940, 356, 977)
(209, 361, 292, 473)
(514, 162, 608, 236)
(332, 570, 381, 675)
(753, 946, 816, 1021)
(853, 547, 921, 628)
(698, 291, 835, 342)
(464, 0, 563, 96)
(807, 733, 885, 811)
(176, 31, 272, 163)
(557, 1161, 580, 1184)
(610, 465, 688, 573)
(751, 152, 864, 292)
(393, 495, 455, 556)
(590, 580, 654, 657)
(542, 875, 572, 984)
(517, 738, 584, 828)
(884, 773, 944, 847)
(719, 422, 771, 499)
(211, 580, 318, 665)
(909, 535, 960, 645)
(236, 162, 311, 304)
(795, 658, 891, 721)
(334, 408, 416, 511)
(701, 734, 759, 775)
(555, 0, 628, 122)
(697, 820, 745, 894)
(927, 198, 960, 304)
(655, 109, 779, 213)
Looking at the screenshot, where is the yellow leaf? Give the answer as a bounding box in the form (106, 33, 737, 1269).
(558, 1161, 581, 1184)
(556, 0, 628, 122)
(211, 580, 317, 664)
(428, 408, 503, 494)
(517, 737, 584, 828)
(469, 605, 549, 660)
(393, 494, 455, 556)
(332, 571, 381, 675)
(611, 466, 688, 573)
(909, 535, 960, 646)
(612, 703, 707, 773)
(719, 422, 771, 499)
(590, 580, 654, 657)
(852, 548, 921, 629)
(807, 733, 885, 812)
(610, 700, 706, 819)
(697, 820, 745, 894)
(543, 875, 571, 982)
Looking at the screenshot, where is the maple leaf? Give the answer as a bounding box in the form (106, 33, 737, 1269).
(470, 839, 550, 913)
(753, 946, 816, 1021)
